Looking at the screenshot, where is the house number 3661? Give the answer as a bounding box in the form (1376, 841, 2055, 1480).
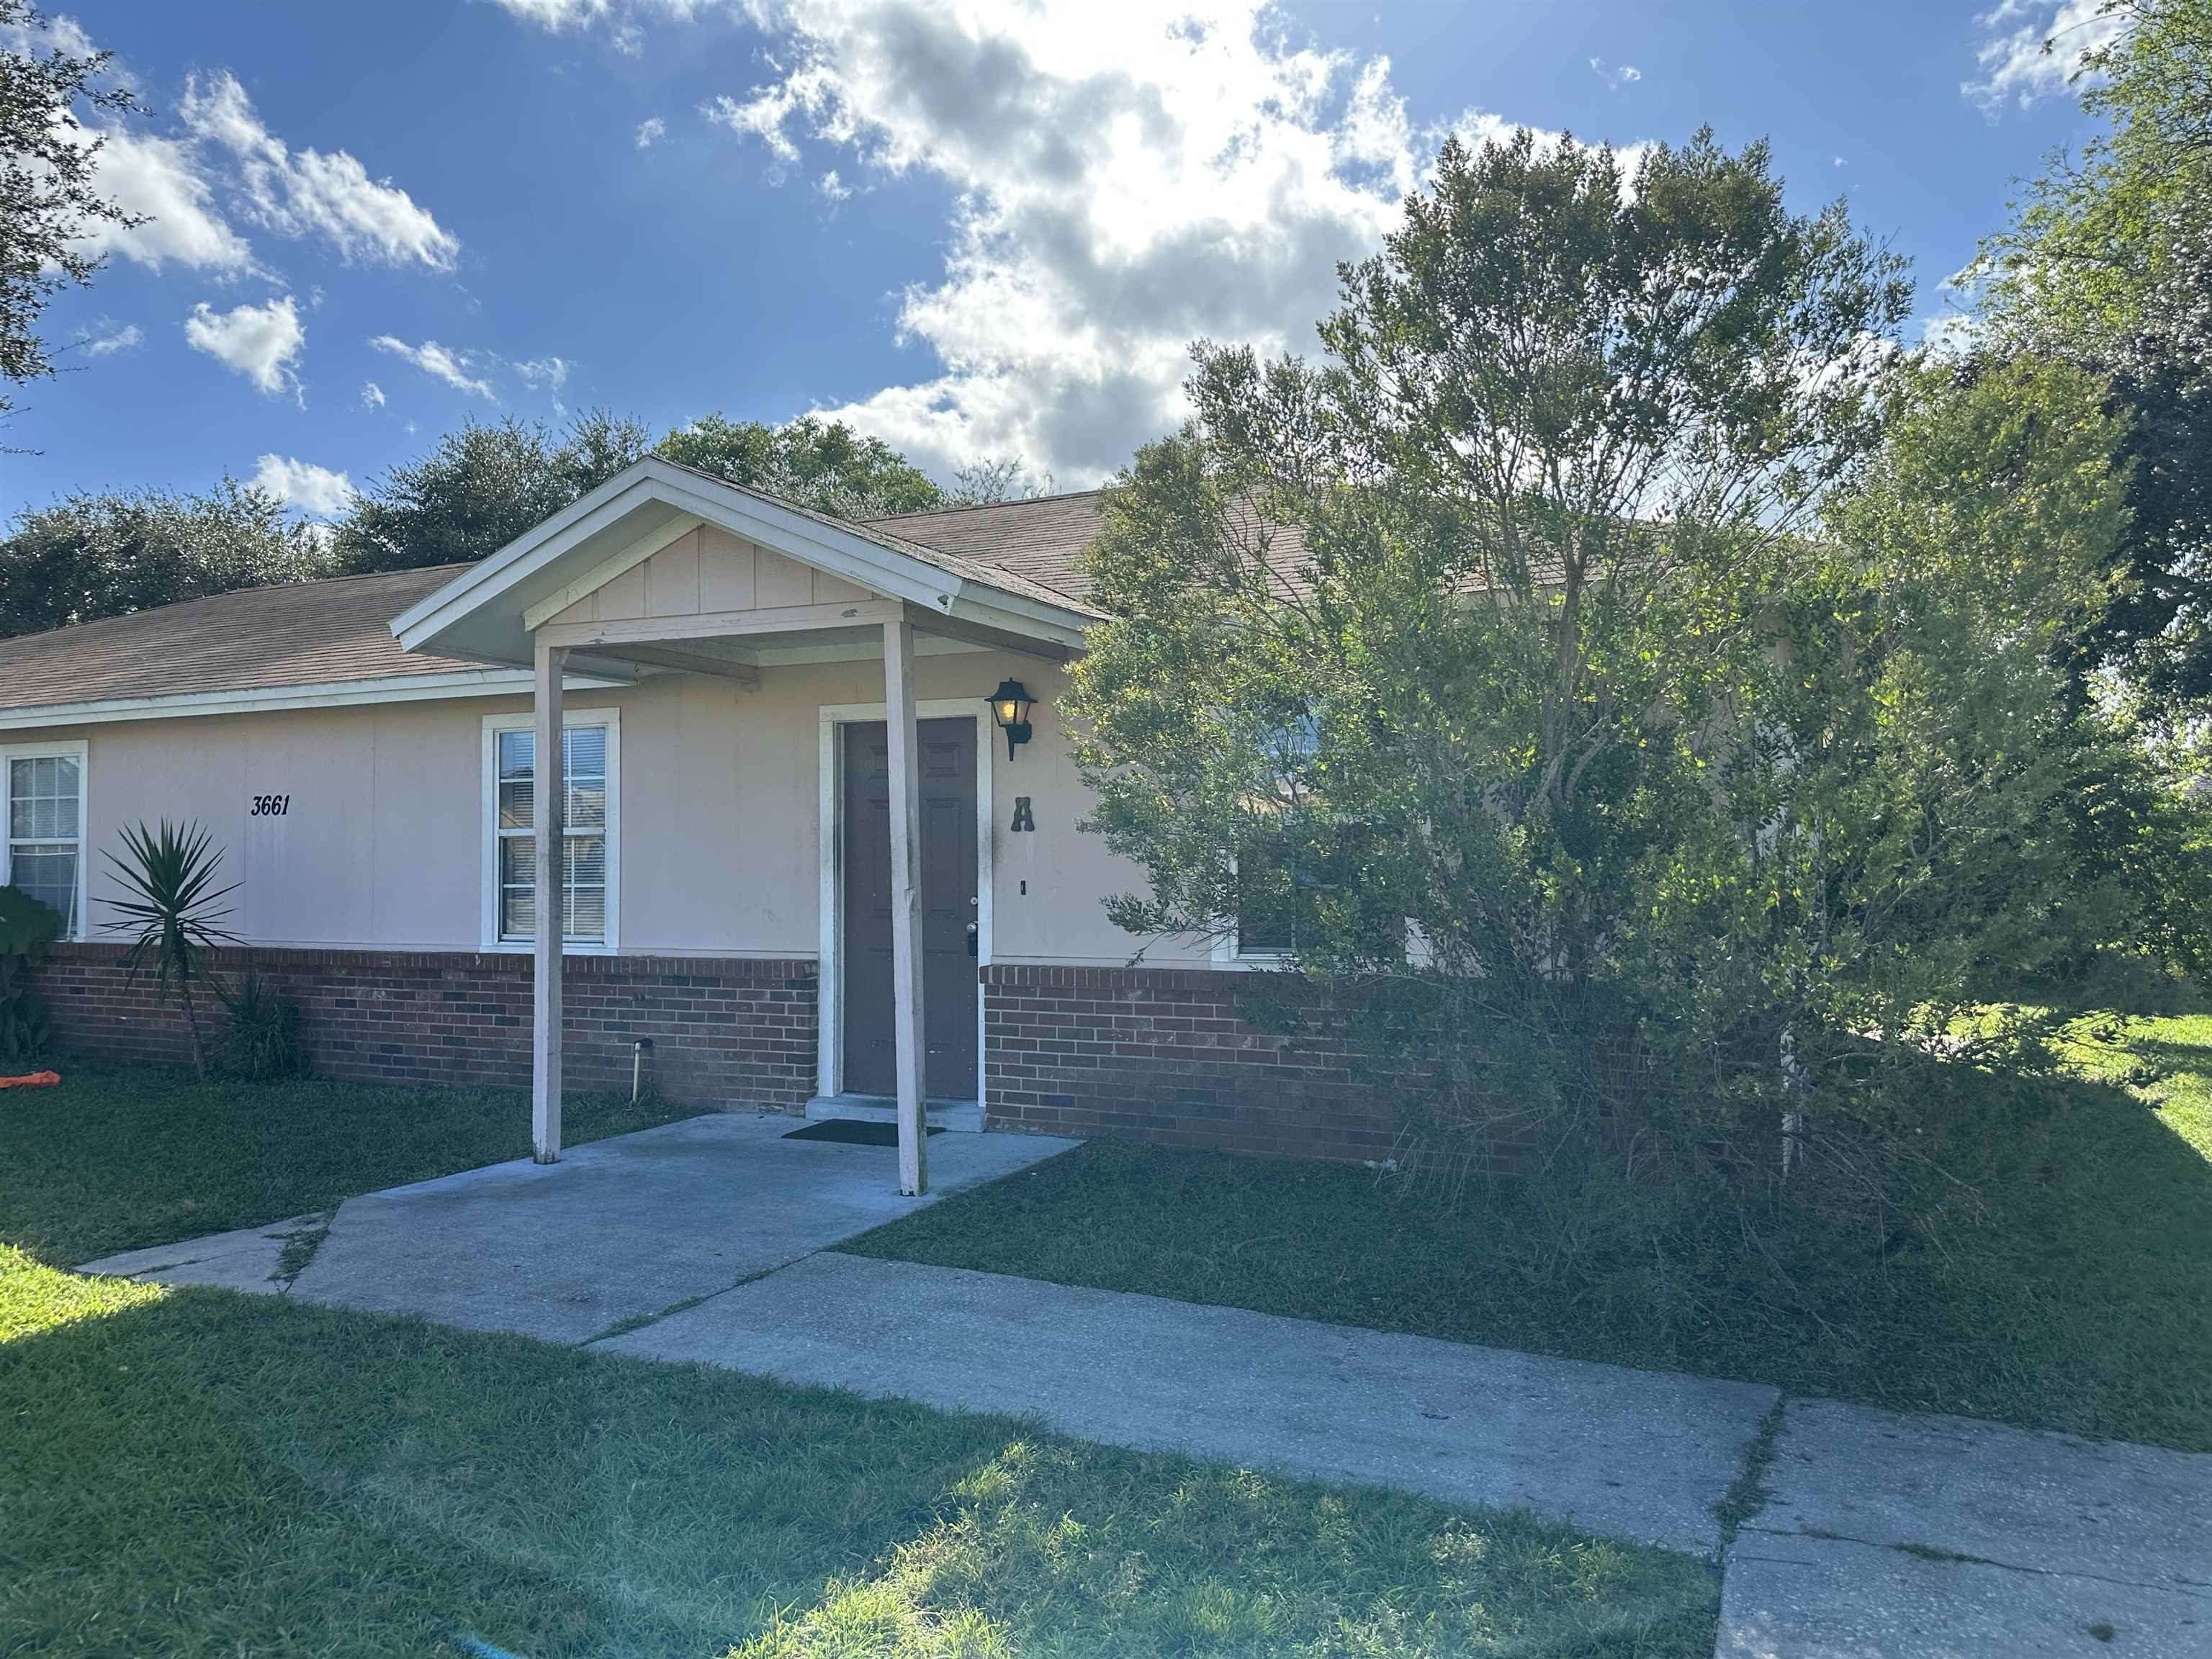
(249, 793, 292, 817)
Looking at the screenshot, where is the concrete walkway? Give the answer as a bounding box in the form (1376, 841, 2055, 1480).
(81, 1115, 2212, 1655)
(81, 1113, 1079, 1341)
(600, 1249, 1775, 1553)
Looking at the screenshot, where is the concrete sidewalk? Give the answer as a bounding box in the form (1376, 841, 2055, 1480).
(598, 1249, 1777, 1554)
(1721, 1399, 2212, 1657)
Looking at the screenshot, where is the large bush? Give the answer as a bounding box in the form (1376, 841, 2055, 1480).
(0, 885, 62, 1064)
(1068, 129, 2173, 1269)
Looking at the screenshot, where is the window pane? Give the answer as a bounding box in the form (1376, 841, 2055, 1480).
(8, 847, 77, 932)
(564, 835, 605, 889)
(498, 778, 533, 830)
(564, 726, 605, 778)
(565, 778, 606, 830)
(501, 882, 534, 939)
(498, 729, 534, 781)
(500, 837, 535, 889)
(9, 756, 78, 839)
(565, 884, 605, 940)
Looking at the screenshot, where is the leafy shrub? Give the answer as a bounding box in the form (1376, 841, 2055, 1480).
(1068, 129, 2144, 1308)
(0, 884, 62, 1064)
(218, 972, 307, 1081)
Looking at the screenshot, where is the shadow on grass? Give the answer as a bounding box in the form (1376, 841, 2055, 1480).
(1, 1249, 1719, 1659)
(850, 1036, 2212, 1453)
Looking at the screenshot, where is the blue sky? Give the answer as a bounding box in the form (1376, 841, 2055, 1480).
(9, 0, 2118, 520)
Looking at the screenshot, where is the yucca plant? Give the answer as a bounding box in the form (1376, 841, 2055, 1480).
(104, 820, 238, 1078)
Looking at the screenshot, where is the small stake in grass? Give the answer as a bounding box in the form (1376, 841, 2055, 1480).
(103, 819, 239, 1079)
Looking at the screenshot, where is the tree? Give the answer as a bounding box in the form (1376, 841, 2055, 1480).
(1066, 130, 2144, 1253)
(331, 410, 652, 575)
(0, 477, 330, 639)
(655, 413, 945, 518)
(948, 456, 1053, 505)
(1972, 0, 2212, 712)
(0, 1, 142, 426)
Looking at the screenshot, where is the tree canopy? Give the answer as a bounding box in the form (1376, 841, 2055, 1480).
(0, 479, 331, 639)
(655, 413, 946, 519)
(331, 410, 654, 575)
(1973, 0, 2212, 712)
(0, 1, 140, 428)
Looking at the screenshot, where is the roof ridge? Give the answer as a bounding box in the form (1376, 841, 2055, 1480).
(864, 486, 1110, 523)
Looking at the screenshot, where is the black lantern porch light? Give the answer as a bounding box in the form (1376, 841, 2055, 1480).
(986, 678, 1034, 759)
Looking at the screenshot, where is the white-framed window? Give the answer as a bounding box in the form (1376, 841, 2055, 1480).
(1, 741, 88, 940)
(480, 710, 619, 951)
(1215, 711, 1320, 965)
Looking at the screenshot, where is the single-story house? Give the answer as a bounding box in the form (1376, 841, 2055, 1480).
(0, 457, 1386, 1189)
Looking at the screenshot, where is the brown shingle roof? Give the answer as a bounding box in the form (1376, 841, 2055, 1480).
(0, 490, 1118, 719)
(864, 490, 1112, 603)
(868, 488, 1313, 603)
(0, 564, 482, 714)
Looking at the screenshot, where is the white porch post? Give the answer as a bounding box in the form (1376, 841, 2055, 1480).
(881, 617, 929, 1195)
(533, 639, 567, 1164)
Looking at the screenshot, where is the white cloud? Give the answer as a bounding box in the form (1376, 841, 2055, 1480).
(69, 125, 258, 274)
(51, 20, 451, 277)
(361, 379, 386, 408)
(1919, 310, 1984, 359)
(701, 0, 1550, 485)
(0, 9, 99, 62)
(513, 354, 569, 390)
(179, 72, 459, 269)
(1966, 0, 2132, 109)
(184, 294, 305, 398)
(371, 333, 494, 397)
(251, 452, 354, 518)
(817, 167, 850, 202)
(78, 319, 142, 356)
(1588, 57, 1641, 89)
(635, 116, 667, 148)
(490, 0, 613, 26)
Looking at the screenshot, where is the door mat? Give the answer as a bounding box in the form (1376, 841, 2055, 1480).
(784, 1120, 947, 1146)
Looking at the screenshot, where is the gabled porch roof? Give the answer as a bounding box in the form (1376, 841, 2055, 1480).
(388, 456, 1103, 675)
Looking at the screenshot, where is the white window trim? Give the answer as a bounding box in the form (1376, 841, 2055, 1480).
(815, 700, 993, 1105)
(479, 708, 621, 954)
(1, 739, 89, 942)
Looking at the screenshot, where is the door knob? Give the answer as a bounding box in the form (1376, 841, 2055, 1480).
(966, 922, 979, 958)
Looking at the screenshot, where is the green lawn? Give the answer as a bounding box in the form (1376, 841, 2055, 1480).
(0, 1060, 698, 1266)
(851, 1011, 2212, 1454)
(1, 1061, 1719, 1658)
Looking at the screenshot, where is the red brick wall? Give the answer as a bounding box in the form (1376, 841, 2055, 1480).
(981, 963, 1399, 1161)
(37, 943, 818, 1109)
(36, 947, 1403, 1160)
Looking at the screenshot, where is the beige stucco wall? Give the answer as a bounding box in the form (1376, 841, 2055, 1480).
(7, 648, 1201, 967)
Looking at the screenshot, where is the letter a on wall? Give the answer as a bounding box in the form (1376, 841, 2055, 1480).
(1010, 796, 1035, 832)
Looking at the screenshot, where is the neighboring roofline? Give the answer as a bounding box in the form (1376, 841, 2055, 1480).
(0, 665, 634, 734)
(0, 560, 475, 654)
(863, 486, 1110, 523)
(390, 457, 1103, 664)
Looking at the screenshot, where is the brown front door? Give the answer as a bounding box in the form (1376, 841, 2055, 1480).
(841, 717, 979, 1100)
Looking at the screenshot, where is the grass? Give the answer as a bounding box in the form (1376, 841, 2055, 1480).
(1, 1057, 1720, 1655)
(0, 1058, 697, 1267)
(850, 1009, 2212, 1453)
(0, 1244, 1719, 1657)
